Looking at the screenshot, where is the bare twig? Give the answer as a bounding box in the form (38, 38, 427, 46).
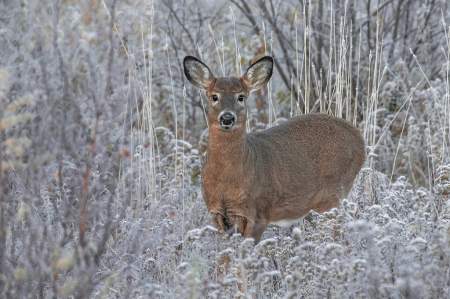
(230, 0, 302, 110)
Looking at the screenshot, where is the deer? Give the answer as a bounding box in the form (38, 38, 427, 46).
(183, 55, 366, 245)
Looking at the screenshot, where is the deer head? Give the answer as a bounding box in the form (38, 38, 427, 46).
(183, 56, 273, 131)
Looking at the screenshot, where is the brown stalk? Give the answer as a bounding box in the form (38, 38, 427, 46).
(389, 0, 404, 59)
(79, 0, 117, 248)
(0, 107, 4, 291)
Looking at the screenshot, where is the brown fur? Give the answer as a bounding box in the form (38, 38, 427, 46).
(184, 56, 366, 244)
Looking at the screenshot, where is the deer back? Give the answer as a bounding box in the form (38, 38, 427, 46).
(247, 113, 366, 224)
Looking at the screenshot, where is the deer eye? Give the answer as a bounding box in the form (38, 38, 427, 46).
(212, 95, 218, 101)
(238, 95, 244, 102)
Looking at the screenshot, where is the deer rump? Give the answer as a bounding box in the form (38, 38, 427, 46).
(203, 113, 365, 243)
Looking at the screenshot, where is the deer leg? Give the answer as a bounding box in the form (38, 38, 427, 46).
(217, 251, 231, 278)
(235, 221, 266, 293)
(243, 221, 267, 244)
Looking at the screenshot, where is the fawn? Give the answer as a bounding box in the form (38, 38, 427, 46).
(184, 55, 366, 244)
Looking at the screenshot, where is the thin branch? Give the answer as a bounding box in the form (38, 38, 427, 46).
(230, 0, 301, 109)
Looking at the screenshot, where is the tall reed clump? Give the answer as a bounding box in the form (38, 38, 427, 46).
(0, 0, 449, 298)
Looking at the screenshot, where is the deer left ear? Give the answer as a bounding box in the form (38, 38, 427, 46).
(242, 56, 273, 91)
(184, 56, 215, 90)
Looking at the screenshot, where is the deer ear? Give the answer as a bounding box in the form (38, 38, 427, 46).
(242, 56, 273, 91)
(183, 56, 214, 90)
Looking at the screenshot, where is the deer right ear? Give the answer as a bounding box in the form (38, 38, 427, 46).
(183, 56, 214, 91)
(242, 56, 273, 91)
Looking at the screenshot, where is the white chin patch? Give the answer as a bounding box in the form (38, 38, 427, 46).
(267, 214, 307, 228)
(216, 123, 240, 131)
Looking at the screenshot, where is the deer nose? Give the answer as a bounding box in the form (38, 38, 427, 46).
(220, 113, 235, 126)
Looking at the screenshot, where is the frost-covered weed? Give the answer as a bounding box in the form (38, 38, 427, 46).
(1, 0, 450, 298)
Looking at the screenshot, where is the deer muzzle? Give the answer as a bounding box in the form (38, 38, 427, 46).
(220, 113, 235, 129)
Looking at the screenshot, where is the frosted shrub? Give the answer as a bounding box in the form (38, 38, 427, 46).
(1, 0, 450, 298)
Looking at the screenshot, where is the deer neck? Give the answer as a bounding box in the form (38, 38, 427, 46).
(207, 125, 248, 171)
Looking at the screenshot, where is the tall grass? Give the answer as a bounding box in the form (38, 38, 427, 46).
(0, 0, 449, 298)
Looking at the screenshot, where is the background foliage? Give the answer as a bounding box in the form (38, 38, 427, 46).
(1, 0, 450, 297)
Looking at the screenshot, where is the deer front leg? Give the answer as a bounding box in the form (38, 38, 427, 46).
(243, 220, 267, 244)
